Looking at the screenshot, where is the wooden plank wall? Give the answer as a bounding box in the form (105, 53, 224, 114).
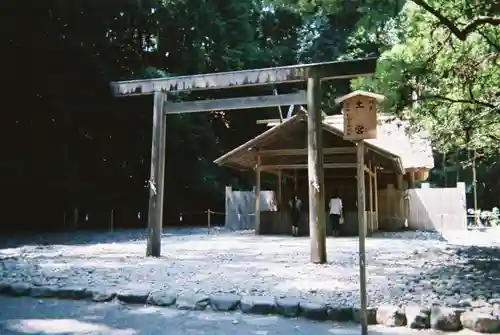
(225, 174, 381, 235)
(407, 182, 467, 231)
(377, 184, 406, 231)
(224, 186, 277, 230)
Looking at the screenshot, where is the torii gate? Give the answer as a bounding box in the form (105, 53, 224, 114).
(110, 58, 377, 263)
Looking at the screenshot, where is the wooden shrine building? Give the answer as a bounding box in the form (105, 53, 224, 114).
(214, 107, 434, 236)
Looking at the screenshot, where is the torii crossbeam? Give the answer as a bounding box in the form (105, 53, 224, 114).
(110, 57, 377, 261)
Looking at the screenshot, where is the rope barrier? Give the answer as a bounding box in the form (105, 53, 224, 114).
(71, 207, 497, 234)
(203, 209, 256, 234)
(178, 210, 256, 216)
(68, 208, 259, 234)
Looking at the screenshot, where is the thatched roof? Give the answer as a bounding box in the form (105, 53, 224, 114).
(214, 110, 409, 174)
(261, 114, 434, 171)
(321, 114, 434, 170)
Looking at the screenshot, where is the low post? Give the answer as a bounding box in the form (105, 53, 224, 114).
(396, 174, 404, 222)
(277, 170, 283, 210)
(110, 209, 115, 232)
(357, 141, 368, 335)
(73, 207, 78, 230)
(255, 155, 261, 234)
(374, 167, 379, 230)
(472, 150, 478, 226)
(368, 161, 374, 234)
(207, 209, 211, 235)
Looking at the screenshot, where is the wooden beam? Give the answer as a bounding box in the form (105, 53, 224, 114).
(408, 169, 416, 189)
(356, 141, 368, 335)
(319, 59, 377, 80)
(299, 106, 328, 118)
(259, 147, 356, 156)
(296, 174, 357, 180)
(257, 113, 397, 125)
(395, 174, 404, 223)
(164, 91, 306, 114)
(368, 161, 374, 235)
(261, 163, 357, 170)
(146, 92, 167, 257)
(293, 169, 298, 193)
(111, 58, 377, 96)
(273, 88, 284, 123)
(374, 167, 379, 231)
(307, 70, 327, 264)
(256, 118, 282, 124)
(396, 174, 404, 190)
(265, 169, 293, 179)
(363, 165, 375, 177)
(286, 104, 295, 118)
(255, 155, 261, 234)
(277, 170, 283, 210)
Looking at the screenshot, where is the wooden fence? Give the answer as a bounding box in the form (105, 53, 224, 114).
(224, 186, 277, 230)
(377, 185, 406, 231)
(407, 182, 467, 232)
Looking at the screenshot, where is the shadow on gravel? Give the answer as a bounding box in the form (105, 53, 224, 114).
(0, 297, 304, 335)
(0, 228, 212, 249)
(403, 244, 500, 302)
(368, 230, 446, 242)
(0, 296, 434, 335)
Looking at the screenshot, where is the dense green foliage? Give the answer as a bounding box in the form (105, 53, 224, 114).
(348, 0, 499, 207)
(0, 0, 498, 231)
(352, 1, 499, 151)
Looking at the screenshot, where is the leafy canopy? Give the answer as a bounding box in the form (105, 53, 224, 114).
(350, 1, 499, 154)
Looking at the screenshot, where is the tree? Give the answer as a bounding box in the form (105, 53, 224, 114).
(410, 0, 500, 42)
(346, 0, 499, 211)
(0, 0, 308, 230)
(350, 1, 499, 154)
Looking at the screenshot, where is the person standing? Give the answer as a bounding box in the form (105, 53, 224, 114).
(288, 194, 302, 237)
(328, 191, 343, 236)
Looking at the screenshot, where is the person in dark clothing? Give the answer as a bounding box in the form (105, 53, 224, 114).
(288, 194, 302, 237)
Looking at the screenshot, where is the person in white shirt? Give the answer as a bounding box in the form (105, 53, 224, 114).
(328, 191, 343, 237)
(288, 194, 302, 237)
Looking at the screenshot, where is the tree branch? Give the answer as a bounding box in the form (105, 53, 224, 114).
(475, 106, 500, 127)
(461, 17, 500, 38)
(426, 32, 452, 66)
(478, 30, 500, 51)
(466, 80, 496, 109)
(420, 94, 496, 108)
(487, 134, 500, 143)
(411, 0, 500, 40)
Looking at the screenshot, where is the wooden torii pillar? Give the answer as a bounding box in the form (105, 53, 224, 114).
(146, 92, 167, 257)
(307, 70, 327, 264)
(255, 154, 261, 234)
(110, 58, 377, 259)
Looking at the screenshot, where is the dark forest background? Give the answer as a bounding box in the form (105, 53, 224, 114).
(0, 0, 498, 232)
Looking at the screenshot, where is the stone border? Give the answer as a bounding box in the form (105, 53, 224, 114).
(1, 282, 499, 333)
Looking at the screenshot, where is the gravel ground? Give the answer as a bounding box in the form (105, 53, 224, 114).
(1, 228, 500, 307)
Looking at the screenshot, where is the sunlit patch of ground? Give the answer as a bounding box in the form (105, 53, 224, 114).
(1, 229, 499, 306)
